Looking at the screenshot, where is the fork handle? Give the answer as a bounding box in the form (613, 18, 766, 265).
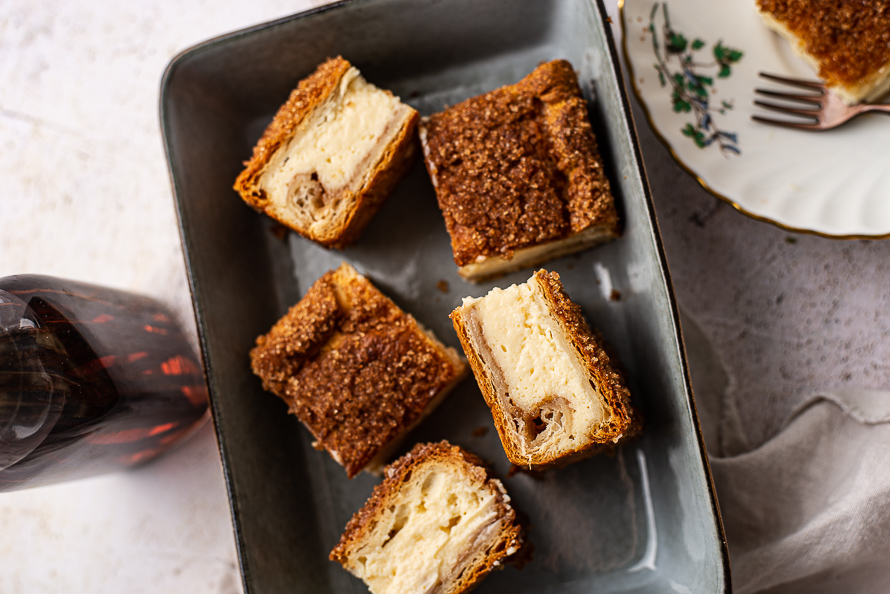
(859, 104, 890, 115)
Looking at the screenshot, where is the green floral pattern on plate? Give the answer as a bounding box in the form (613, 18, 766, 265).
(647, 3, 744, 154)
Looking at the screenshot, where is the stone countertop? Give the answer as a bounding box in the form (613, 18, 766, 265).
(1, 1, 888, 592)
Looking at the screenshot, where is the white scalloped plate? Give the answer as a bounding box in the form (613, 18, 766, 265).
(621, 0, 890, 238)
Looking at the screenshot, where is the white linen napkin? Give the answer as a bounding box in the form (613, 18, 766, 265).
(684, 310, 890, 593)
(712, 390, 890, 594)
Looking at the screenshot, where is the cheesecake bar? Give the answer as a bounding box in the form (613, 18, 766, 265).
(234, 57, 419, 248)
(249, 263, 466, 477)
(330, 441, 524, 594)
(756, 0, 890, 103)
(451, 270, 639, 469)
(419, 60, 619, 282)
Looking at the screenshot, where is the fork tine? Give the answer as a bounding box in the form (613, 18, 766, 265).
(758, 72, 825, 91)
(751, 115, 822, 130)
(754, 88, 821, 105)
(753, 99, 819, 118)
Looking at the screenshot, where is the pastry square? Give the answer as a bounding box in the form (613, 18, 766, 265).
(234, 57, 419, 248)
(756, 0, 890, 104)
(330, 441, 524, 594)
(451, 270, 639, 469)
(249, 263, 466, 477)
(419, 59, 619, 282)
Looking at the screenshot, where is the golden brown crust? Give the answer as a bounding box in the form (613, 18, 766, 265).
(420, 59, 618, 269)
(756, 0, 890, 90)
(234, 57, 351, 211)
(451, 270, 640, 470)
(534, 270, 640, 444)
(330, 441, 524, 593)
(250, 275, 342, 397)
(232, 57, 419, 248)
(250, 264, 466, 477)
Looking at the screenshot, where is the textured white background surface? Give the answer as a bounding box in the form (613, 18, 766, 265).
(0, 2, 323, 593)
(1, 1, 889, 592)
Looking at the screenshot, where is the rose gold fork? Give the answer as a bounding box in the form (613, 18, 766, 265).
(752, 72, 890, 130)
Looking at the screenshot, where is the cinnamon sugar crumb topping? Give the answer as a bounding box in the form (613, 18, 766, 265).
(421, 60, 618, 267)
(757, 0, 890, 87)
(250, 264, 463, 477)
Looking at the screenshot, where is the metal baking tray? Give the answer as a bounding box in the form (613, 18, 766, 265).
(160, 0, 730, 592)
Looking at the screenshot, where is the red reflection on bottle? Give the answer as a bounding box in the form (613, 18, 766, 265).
(0, 275, 208, 491)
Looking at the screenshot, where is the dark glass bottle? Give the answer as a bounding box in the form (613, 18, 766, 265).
(0, 275, 208, 491)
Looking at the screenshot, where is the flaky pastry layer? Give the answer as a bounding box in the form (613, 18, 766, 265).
(330, 441, 523, 594)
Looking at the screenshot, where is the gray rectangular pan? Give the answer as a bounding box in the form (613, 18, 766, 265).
(160, 0, 730, 592)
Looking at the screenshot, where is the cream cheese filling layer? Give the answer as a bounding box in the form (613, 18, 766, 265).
(260, 67, 410, 232)
(457, 224, 615, 281)
(462, 277, 608, 453)
(349, 464, 508, 594)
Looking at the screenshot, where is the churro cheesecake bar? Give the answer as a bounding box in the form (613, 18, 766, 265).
(330, 441, 524, 594)
(419, 59, 619, 282)
(249, 263, 466, 477)
(451, 270, 639, 470)
(756, 0, 890, 103)
(234, 57, 419, 248)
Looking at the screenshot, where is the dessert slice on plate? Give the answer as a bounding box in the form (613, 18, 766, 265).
(419, 59, 619, 282)
(452, 269, 640, 470)
(330, 441, 524, 594)
(249, 263, 466, 477)
(756, 0, 890, 103)
(234, 56, 419, 248)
